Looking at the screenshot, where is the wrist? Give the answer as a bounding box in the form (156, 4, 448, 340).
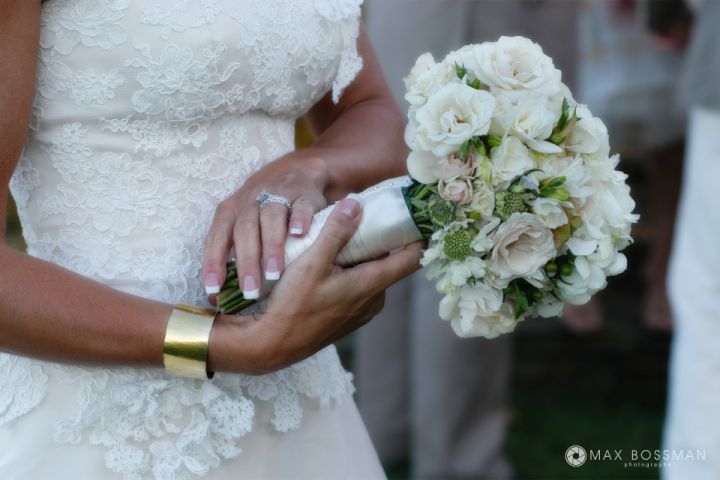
(207, 314, 272, 375)
(279, 150, 330, 193)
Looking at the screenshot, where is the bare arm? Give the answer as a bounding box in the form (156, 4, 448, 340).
(304, 25, 408, 201)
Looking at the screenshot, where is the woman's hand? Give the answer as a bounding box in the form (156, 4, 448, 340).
(201, 28, 408, 303)
(202, 153, 329, 300)
(208, 197, 423, 375)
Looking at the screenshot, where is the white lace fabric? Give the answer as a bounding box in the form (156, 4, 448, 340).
(2, 0, 363, 478)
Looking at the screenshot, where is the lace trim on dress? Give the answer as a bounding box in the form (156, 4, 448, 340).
(0, 354, 49, 428)
(316, 0, 365, 103)
(49, 347, 353, 479)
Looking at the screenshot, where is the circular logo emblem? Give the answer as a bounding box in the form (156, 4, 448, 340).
(565, 445, 587, 467)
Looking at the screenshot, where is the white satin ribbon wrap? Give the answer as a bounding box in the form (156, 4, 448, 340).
(286, 175, 422, 266)
(257, 176, 422, 298)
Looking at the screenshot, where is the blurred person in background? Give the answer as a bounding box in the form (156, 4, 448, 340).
(663, 0, 720, 478)
(357, 1, 577, 478)
(575, 0, 687, 332)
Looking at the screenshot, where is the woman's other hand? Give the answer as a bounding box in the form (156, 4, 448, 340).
(208, 197, 423, 375)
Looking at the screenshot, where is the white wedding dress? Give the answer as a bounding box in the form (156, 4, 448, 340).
(0, 1, 386, 479)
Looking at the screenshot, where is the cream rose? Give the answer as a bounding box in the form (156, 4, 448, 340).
(470, 36, 562, 96)
(414, 83, 495, 156)
(439, 177, 474, 205)
(490, 212, 556, 284)
(489, 136, 535, 187)
(407, 150, 475, 183)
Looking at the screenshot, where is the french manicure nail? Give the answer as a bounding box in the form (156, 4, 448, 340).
(242, 276, 260, 300)
(204, 274, 221, 295)
(290, 220, 304, 236)
(265, 257, 281, 281)
(338, 197, 360, 217)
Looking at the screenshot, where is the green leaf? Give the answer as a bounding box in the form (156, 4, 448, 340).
(513, 284, 529, 319)
(547, 98, 573, 145)
(455, 63, 467, 80)
(458, 140, 471, 160)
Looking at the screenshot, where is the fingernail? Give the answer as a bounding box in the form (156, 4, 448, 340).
(338, 197, 361, 218)
(242, 276, 260, 300)
(289, 220, 304, 236)
(204, 274, 221, 295)
(265, 257, 281, 281)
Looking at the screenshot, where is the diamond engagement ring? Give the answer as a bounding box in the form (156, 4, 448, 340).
(256, 191, 292, 211)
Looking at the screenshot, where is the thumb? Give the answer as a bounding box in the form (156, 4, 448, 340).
(308, 196, 363, 264)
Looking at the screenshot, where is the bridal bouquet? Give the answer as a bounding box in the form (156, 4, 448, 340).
(218, 36, 638, 338)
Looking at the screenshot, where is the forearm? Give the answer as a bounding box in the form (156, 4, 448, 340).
(0, 244, 174, 366)
(309, 98, 407, 201)
(302, 26, 408, 201)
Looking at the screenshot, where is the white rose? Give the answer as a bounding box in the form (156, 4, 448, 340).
(439, 284, 517, 338)
(404, 53, 436, 89)
(415, 83, 495, 157)
(491, 91, 562, 154)
(537, 155, 594, 202)
(489, 212, 556, 285)
(565, 105, 610, 161)
(407, 150, 475, 183)
(470, 36, 562, 96)
(531, 197, 568, 229)
(446, 256, 487, 288)
(404, 53, 457, 109)
(536, 295, 564, 318)
(556, 257, 607, 305)
(579, 166, 638, 240)
(440, 177, 473, 205)
(469, 180, 496, 220)
(489, 136, 536, 187)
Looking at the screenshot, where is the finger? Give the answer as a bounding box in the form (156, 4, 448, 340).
(307, 197, 363, 264)
(347, 241, 424, 295)
(259, 203, 289, 281)
(288, 195, 321, 238)
(202, 201, 236, 295)
(233, 214, 262, 300)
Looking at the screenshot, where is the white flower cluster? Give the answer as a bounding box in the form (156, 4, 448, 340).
(404, 36, 638, 338)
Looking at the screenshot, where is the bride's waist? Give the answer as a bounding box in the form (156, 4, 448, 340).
(22, 225, 208, 305)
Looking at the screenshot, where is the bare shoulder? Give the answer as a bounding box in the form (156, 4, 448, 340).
(0, 0, 40, 237)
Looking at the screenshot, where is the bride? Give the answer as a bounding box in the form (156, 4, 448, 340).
(0, 1, 421, 478)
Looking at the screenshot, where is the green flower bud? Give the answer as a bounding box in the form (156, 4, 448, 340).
(429, 197, 456, 227)
(495, 190, 528, 221)
(544, 261, 558, 274)
(443, 228, 473, 261)
(487, 135, 503, 148)
(532, 289, 544, 302)
(560, 263, 574, 277)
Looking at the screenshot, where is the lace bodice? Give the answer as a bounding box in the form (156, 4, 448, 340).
(3, 1, 363, 478)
